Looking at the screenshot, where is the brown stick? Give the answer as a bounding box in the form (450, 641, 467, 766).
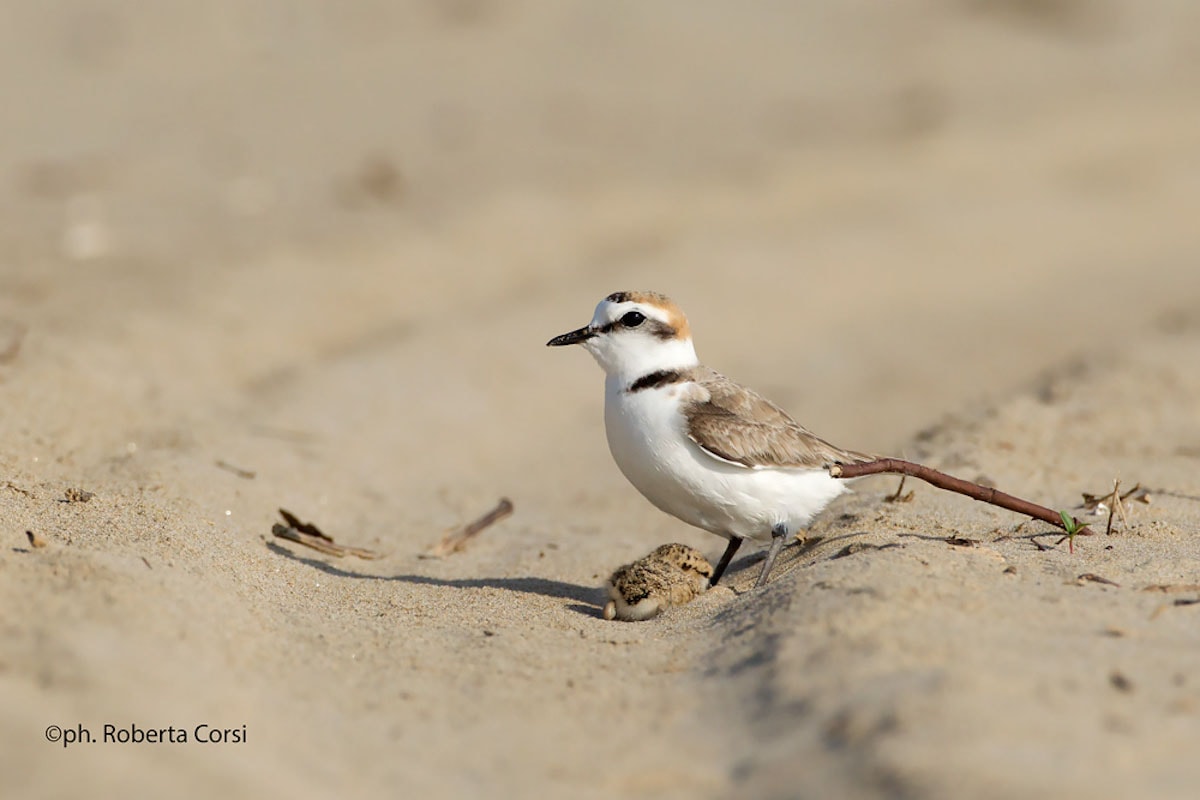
(273, 509, 383, 560)
(423, 498, 514, 558)
(829, 458, 1094, 538)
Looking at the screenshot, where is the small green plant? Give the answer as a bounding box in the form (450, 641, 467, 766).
(1059, 510, 1085, 554)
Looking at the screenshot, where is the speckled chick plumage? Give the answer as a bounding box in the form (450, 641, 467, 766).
(603, 543, 715, 621)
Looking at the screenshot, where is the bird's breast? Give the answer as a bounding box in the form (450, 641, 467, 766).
(602, 379, 721, 528)
(603, 381, 687, 476)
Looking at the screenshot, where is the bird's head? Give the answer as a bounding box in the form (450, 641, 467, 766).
(547, 291, 698, 383)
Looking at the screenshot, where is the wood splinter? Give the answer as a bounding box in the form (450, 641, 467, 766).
(424, 498, 514, 558)
(830, 457, 1095, 541)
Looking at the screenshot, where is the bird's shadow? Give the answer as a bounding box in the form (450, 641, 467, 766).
(266, 533, 871, 618)
(267, 541, 605, 616)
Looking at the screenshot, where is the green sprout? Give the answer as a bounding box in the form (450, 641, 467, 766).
(1059, 510, 1084, 554)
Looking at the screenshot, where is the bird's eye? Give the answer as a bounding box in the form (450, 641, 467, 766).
(620, 311, 646, 328)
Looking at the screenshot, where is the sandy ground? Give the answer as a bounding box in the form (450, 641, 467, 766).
(3, 3, 1200, 798)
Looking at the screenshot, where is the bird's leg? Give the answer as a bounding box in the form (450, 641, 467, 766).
(755, 523, 790, 588)
(708, 537, 743, 587)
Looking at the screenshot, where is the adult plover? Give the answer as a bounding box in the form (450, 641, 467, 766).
(549, 291, 873, 588)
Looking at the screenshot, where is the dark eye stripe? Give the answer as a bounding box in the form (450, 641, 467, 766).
(646, 319, 676, 340)
(596, 314, 676, 340)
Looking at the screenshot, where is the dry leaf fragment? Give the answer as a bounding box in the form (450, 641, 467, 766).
(1080, 481, 1151, 535)
(63, 488, 94, 503)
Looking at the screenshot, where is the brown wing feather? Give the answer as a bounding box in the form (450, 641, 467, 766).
(683, 367, 874, 469)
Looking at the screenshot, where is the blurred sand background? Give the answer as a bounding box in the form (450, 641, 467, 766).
(2, 2, 1200, 797)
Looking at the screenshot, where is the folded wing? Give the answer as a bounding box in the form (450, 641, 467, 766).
(683, 368, 874, 469)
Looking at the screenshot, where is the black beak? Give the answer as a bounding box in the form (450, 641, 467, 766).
(546, 326, 595, 347)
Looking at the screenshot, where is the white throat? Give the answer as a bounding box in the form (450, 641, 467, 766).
(584, 335, 699, 388)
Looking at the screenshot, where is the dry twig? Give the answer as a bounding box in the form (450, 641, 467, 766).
(1081, 482, 1151, 513)
(216, 460, 256, 480)
(1076, 573, 1120, 587)
(272, 509, 382, 559)
(884, 475, 915, 503)
(831, 458, 1094, 540)
(1080, 480, 1150, 535)
(423, 498, 514, 558)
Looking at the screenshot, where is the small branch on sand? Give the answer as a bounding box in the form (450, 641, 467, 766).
(1080, 480, 1152, 536)
(423, 498, 514, 558)
(830, 458, 1095, 545)
(215, 459, 257, 480)
(272, 508, 383, 560)
(883, 475, 914, 503)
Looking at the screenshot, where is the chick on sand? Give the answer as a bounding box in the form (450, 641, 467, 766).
(603, 543, 714, 621)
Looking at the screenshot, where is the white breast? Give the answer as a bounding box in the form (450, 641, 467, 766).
(602, 377, 847, 543)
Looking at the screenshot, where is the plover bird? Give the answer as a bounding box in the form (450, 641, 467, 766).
(604, 543, 714, 621)
(549, 291, 874, 588)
